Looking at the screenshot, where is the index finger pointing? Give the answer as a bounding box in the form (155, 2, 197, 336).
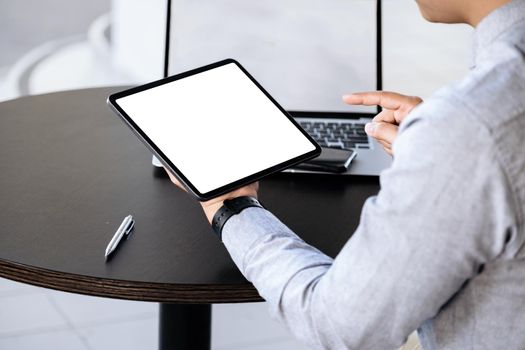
(343, 91, 414, 110)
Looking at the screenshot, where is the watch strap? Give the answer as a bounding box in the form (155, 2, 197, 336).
(212, 196, 263, 240)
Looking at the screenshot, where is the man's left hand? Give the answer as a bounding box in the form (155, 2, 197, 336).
(165, 169, 259, 224)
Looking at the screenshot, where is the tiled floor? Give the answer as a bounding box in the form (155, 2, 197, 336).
(0, 277, 311, 350)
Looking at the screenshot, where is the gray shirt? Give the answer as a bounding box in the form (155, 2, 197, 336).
(221, 1, 525, 349)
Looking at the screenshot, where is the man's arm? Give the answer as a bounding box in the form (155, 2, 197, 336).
(221, 97, 515, 349)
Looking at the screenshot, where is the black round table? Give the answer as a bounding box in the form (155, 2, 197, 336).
(0, 87, 379, 350)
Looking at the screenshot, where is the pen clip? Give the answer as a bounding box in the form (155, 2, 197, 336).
(124, 218, 135, 238)
(124, 217, 135, 237)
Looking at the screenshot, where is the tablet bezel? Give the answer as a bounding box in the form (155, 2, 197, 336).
(107, 58, 321, 201)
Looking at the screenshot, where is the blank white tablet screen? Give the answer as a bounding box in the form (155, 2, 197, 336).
(116, 62, 316, 194)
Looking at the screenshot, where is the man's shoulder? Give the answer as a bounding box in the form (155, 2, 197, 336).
(434, 38, 525, 131)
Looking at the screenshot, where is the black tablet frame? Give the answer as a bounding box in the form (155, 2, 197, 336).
(108, 58, 321, 201)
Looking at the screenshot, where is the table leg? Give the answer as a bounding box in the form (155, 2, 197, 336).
(159, 303, 211, 350)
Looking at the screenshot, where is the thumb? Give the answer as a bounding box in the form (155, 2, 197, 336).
(365, 122, 398, 145)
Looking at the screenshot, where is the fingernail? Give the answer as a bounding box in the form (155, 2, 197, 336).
(342, 94, 354, 101)
(365, 122, 376, 134)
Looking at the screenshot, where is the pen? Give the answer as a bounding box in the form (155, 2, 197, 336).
(105, 215, 135, 259)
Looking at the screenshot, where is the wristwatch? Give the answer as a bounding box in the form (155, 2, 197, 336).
(212, 196, 264, 240)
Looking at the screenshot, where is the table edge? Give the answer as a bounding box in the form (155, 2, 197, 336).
(0, 259, 263, 304)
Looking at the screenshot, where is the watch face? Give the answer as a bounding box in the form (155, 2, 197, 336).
(108, 59, 320, 200)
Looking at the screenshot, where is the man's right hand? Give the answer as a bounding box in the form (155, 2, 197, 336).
(342, 91, 423, 156)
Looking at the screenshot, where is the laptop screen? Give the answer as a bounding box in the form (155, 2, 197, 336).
(168, 0, 377, 113)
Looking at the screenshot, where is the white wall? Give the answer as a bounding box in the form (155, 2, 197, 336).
(110, 0, 474, 100)
(382, 0, 473, 98)
(111, 0, 167, 82)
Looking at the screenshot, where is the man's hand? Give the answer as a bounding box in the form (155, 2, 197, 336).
(342, 91, 423, 156)
(165, 169, 259, 224)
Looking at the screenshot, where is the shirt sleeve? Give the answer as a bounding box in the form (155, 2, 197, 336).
(221, 98, 515, 349)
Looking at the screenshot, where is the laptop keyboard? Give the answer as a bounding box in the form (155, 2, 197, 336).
(297, 119, 370, 150)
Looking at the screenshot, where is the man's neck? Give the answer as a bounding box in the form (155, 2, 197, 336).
(465, 0, 512, 26)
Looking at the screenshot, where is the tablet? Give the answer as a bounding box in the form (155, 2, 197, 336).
(107, 59, 320, 200)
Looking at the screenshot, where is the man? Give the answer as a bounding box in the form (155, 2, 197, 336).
(167, 0, 525, 348)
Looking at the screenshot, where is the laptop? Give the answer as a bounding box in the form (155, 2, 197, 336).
(165, 0, 391, 176)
